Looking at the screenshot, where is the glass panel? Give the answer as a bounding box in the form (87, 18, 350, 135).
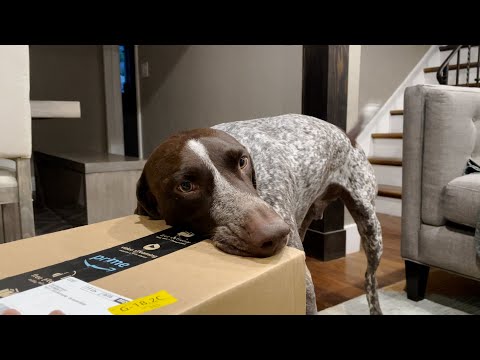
(119, 45, 126, 93)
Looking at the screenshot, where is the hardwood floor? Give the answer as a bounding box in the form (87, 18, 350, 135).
(306, 213, 405, 311)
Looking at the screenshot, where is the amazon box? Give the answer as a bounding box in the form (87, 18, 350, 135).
(0, 215, 306, 314)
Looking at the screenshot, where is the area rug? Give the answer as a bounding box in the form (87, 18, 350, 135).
(318, 270, 480, 315)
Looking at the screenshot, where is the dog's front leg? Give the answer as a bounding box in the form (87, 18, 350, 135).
(286, 219, 318, 315)
(305, 265, 318, 315)
(287, 228, 317, 315)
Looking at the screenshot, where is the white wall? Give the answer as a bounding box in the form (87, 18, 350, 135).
(345, 45, 431, 225)
(29, 45, 107, 154)
(358, 45, 430, 119)
(138, 45, 303, 156)
(344, 45, 430, 250)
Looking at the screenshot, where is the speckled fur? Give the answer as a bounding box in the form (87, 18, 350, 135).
(212, 114, 383, 315)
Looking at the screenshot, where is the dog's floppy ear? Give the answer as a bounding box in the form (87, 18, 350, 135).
(134, 171, 162, 219)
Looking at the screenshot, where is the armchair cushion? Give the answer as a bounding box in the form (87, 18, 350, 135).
(0, 169, 17, 189)
(420, 87, 480, 227)
(0, 159, 16, 172)
(442, 174, 480, 228)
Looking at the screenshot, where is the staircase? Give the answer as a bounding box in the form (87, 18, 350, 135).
(359, 45, 480, 217)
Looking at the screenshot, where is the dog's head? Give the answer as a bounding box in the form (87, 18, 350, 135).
(135, 128, 290, 258)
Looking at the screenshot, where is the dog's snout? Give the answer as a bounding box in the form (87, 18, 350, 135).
(251, 221, 290, 249)
(244, 208, 290, 257)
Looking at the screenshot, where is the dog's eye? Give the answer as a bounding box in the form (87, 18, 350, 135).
(178, 180, 194, 193)
(239, 156, 248, 169)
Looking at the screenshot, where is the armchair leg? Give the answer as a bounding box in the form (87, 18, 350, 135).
(405, 260, 430, 301)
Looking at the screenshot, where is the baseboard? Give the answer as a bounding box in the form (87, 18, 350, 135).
(304, 223, 361, 257)
(303, 228, 346, 261)
(345, 223, 361, 254)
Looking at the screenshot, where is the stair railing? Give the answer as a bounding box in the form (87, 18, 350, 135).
(436, 45, 480, 86)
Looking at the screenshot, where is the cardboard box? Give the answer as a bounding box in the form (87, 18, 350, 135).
(0, 215, 306, 314)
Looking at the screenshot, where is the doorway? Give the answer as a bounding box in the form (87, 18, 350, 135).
(119, 45, 139, 158)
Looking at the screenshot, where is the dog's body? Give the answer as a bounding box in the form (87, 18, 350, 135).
(212, 114, 382, 314)
(136, 114, 383, 315)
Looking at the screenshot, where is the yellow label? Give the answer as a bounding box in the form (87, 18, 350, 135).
(108, 290, 177, 315)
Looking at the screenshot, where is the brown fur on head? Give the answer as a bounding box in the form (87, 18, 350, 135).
(136, 129, 219, 235)
(135, 128, 289, 258)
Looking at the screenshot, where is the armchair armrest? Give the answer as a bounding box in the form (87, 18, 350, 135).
(402, 84, 480, 260)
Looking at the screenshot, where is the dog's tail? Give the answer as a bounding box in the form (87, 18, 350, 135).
(346, 103, 380, 146)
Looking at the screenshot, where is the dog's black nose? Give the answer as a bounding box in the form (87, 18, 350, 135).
(253, 220, 290, 251)
(245, 208, 290, 257)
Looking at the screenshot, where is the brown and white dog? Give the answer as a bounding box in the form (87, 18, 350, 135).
(135, 128, 290, 258)
(135, 114, 383, 315)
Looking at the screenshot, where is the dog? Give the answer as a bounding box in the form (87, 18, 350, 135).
(135, 113, 383, 315)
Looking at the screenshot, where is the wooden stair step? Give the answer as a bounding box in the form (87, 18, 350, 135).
(377, 185, 402, 199)
(439, 45, 479, 52)
(369, 157, 402, 166)
(372, 132, 403, 139)
(390, 110, 403, 116)
(424, 62, 480, 73)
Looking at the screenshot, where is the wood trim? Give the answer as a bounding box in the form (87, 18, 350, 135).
(377, 184, 402, 199)
(103, 45, 125, 156)
(327, 46, 349, 129)
(372, 133, 403, 139)
(439, 45, 479, 52)
(368, 157, 402, 166)
(302, 46, 328, 120)
(424, 62, 480, 73)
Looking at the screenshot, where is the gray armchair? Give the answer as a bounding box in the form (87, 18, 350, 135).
(402, 84, 480, 300)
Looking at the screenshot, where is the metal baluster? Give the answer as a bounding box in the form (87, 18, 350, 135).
(437, 45, 464, 85)
(456, 49, 460, 85)
(442, 64, 448, 85)
(477, 45, 479, 85)
(467, 45, 471, 85)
